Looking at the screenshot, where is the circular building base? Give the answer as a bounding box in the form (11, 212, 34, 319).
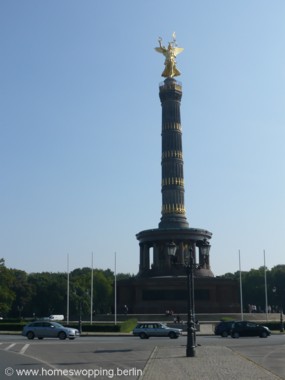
(136, 227, 214, 277)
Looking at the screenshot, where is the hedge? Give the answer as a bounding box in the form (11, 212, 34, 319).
(0, 319, 138, 333)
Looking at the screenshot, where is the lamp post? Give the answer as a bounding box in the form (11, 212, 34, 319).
(185, 241, 211, 357)
(17, 305, 23, 320)
(184, 248, 196, 357)
(74, 288, 86, 335)
(272, 287, 284, 333)
(167, 240, 211, 357)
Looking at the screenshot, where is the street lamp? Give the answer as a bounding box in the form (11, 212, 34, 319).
(167, 241, 210, 357)
(17, 305, 23, 320)
(184, 241, 211, 357)
(272, 287, 284, 333)
(74, 288, 86, 334)
(184, 247, 200, 357)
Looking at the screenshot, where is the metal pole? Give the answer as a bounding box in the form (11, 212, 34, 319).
(186, 258, 195, 357)
(191, 247, 196, 347)
(264, 250, 268, 321)
(280, 291, 284, 332)
(67, 253, 70, 324)
(273, 287, 284, 332)
(90, 252, 94, 325)
(78, 300, 82, 334)
(191, 268, 196, 347)
(239, 250, 243, 320)
(114, 252, 117, 325)
(280, 310, 284, 333)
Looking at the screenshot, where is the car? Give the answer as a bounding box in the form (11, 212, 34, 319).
(214, 321, 235, 337)
(230, 321, 271, 338)
(133, 322, 182, 339)
(49, 314, 64, 321)
(22, 321, 80, 340)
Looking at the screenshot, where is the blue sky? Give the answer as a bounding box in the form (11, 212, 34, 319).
(1, 0, 284, 276)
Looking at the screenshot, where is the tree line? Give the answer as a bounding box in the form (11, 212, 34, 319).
(1, 258, 284, 318)
(0, 258, 132, 319)
(218, 264, 285, 313)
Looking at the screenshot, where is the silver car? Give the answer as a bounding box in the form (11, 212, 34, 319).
(133, 322, 182, 339)
(22, 321, 80, 340)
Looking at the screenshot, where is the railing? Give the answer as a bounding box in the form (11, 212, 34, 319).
(159, 79, 182, 90)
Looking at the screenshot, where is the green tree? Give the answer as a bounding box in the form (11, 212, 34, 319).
(0, 259, 15, 316)
(69, 268, 114, 316)
(93, 270, 113, 314)
(9, 269, 34, 318)
(219, 265, 285, 312)
(267, 265, 285, 311)
(242, 267, 266, 311)
(117, 272, 134, 280)
(27, 272, 67, 318)
(69, 268, 91, 318)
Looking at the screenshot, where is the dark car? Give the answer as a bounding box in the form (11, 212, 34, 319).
(133, 322, 182, 339)
(214, 321, 235, 337)
(231, 321, 271, 338)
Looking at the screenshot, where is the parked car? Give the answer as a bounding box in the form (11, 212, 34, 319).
(49, 314, 64, 321)
(214, 321, 235, 337)
(133, 322, 182, 339)
(231, 321, 271, 338)
(22, 321, 80, 340)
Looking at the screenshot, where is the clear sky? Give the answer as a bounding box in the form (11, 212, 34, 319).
(1, 0, 284, 276)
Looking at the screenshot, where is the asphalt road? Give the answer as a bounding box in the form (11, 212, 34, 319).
(0, 334, 284, 379)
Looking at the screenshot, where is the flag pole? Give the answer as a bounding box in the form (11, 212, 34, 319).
(114, 252, 117, 325)
(239, 250, 243, 320)
(91, 252, 94, 324)
(67, 253, 70, 324)
(264, 250, 268, 321)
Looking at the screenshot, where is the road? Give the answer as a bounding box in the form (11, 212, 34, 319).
(0, 334, 284, 379)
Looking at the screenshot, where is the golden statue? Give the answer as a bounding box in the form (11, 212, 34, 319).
(155, 33, 184, 78)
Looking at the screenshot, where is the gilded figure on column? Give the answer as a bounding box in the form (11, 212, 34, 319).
(155, 33, 184, 78)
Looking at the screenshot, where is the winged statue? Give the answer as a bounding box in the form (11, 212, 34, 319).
(155, 33, 184, 78)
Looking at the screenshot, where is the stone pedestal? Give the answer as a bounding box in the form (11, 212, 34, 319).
(117, 276, 239, 314)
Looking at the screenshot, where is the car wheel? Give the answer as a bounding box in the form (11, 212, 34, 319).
(168, 331, 176, 339)
(260, 331, 268, 338)
(58, 331, 67, 340)
(232, 332, 239, 339)
(27, 331, 35, 340)
(139, 332, 148, 339)
(221, 331, 228, 337)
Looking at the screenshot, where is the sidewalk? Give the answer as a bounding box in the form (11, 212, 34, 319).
(139, 345, 282, 380)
